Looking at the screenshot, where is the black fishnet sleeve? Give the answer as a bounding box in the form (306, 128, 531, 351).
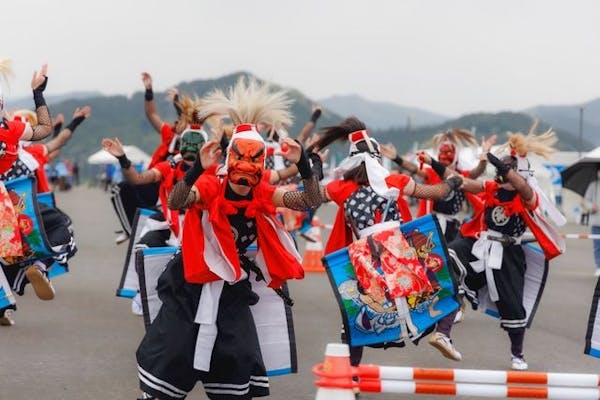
(411, 176, 462, 200)
(168, 180, 197, 210)
(30, 104, 53, 141)
(282, 176, 327, 210)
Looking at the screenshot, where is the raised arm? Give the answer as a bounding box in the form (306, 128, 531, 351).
(45, 106, 91, 153)
(272, 139, 326, 210)
(20, 64, 53, 141)
(141, 72, 164, 133)
(52, 113, 64, 137)
(468, 135, 496, 179)
(168, 140, 222, 210)
(295, 106, 321, 145)
(487, 152, 536, 206)
(404, 175, 463, 200)
(380, 143, 429, 179)
(102, 137, 161, 185)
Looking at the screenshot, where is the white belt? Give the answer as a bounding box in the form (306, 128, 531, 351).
(470, 230, 522, 302)
(358, 221, 400, 238)
(193, 281, 224, 371)
(436, 213, 457, 234)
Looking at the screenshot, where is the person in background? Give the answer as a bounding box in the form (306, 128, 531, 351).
(583, 171, 600, 277)
(72, 162, 79, 186)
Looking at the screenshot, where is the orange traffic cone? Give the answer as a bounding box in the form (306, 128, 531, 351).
(302, 217, 325, 273)
(313, 343, 356, 400)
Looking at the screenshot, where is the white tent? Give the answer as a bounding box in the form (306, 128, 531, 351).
(87, 145, 151, 166)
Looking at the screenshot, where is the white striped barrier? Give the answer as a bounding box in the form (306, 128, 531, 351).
(561, 233, 600, 240)
(313, 343, 600, 399)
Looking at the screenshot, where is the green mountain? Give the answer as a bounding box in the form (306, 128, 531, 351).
(36, 72, 592, 179)
(40, 72, 344, 178)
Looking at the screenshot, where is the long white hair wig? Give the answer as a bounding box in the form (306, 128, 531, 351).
(196, 76, 293, 127)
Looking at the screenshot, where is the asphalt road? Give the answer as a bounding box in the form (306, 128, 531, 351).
(1, 186, 599, 400)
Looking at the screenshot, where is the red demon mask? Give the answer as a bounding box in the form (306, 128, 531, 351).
(227, 138, 265, 187)
(438, 143, 456, 166)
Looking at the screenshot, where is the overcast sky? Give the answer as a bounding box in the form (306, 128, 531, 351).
(2, 0, 599, 116)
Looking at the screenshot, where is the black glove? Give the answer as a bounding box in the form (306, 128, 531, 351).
(52, 122, 63, 138)
(33, 76, 48, 108)
(183, 155, 205, 186)
(310, 108, 322, 123)
(65, 115, 86, 132)
(295, 141, 313, 179)
(430, 157, 447, 178)
(446, 175, 463, 191)
(487, 152, 510, 176)
(308, 152, 324, 181)
(392, 155, 403, 167)
(144, 87, 154, 101)
(117, 154, 132, 170)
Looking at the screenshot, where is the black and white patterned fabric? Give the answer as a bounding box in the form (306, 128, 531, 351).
(484, 189, 527, 237)
(343, 186, 400, 232)
(433, 189, 465, 215)
(0, 157, 34, 181)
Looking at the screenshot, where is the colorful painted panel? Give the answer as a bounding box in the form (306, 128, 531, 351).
(323, 214, 459, 347)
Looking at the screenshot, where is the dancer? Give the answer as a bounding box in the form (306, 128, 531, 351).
(380, 129, 496, 242)
(136, 77, 323, 400)
(112, 78, 201, 243)
(430, 128, 565, 369)
(9, 106, 91, 193)
(0, 61, 54, 326)
(102, 126, 208, 245)
(310, 117, 463, 367)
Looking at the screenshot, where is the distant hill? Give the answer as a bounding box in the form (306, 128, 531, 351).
(373, 111, 593, 154)
(9, 91, 102, 110)
(32, 72, 344, 178)
(526, 98, 600, 147)
(25, 72, 595, 179)
(320, 94, 449, 130)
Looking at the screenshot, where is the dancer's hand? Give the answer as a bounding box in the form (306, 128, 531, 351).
(53, 113, 65, 127)
(418, 151, 432, 165)
(166, 87, 179, 102)
(141, 72, 153, 89)
(102, 137, 125, 157)
(480, 135, 497, 160)
(31, 64, 48, 91)
(73, 106, 91, 120)
(277, 138, 302, 163)
(199, 140, 222, 169)
(380, 143, 398, 160)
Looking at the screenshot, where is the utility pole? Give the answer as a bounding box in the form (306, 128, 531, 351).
(579, 106, 584, 157)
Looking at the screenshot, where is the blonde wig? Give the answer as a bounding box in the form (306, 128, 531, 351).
(196, 76, 293, 127)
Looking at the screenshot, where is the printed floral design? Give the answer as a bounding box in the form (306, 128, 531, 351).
(0, 183, 23, 258)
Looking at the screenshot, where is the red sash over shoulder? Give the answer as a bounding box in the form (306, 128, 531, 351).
(325, 174, 413, 254)
(0, 120, 26, 174)
(153, 160, 187, 237)
(148, 123, 176, 169)
(182, 169, 304, 288)
(460, 181, 564, 260)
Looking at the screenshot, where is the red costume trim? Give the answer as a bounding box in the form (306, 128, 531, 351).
(148, 123, 176, 169)
(0, 120, 25, 174)
(460, 181, 563, 260)
(182, 172, 304, 288)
